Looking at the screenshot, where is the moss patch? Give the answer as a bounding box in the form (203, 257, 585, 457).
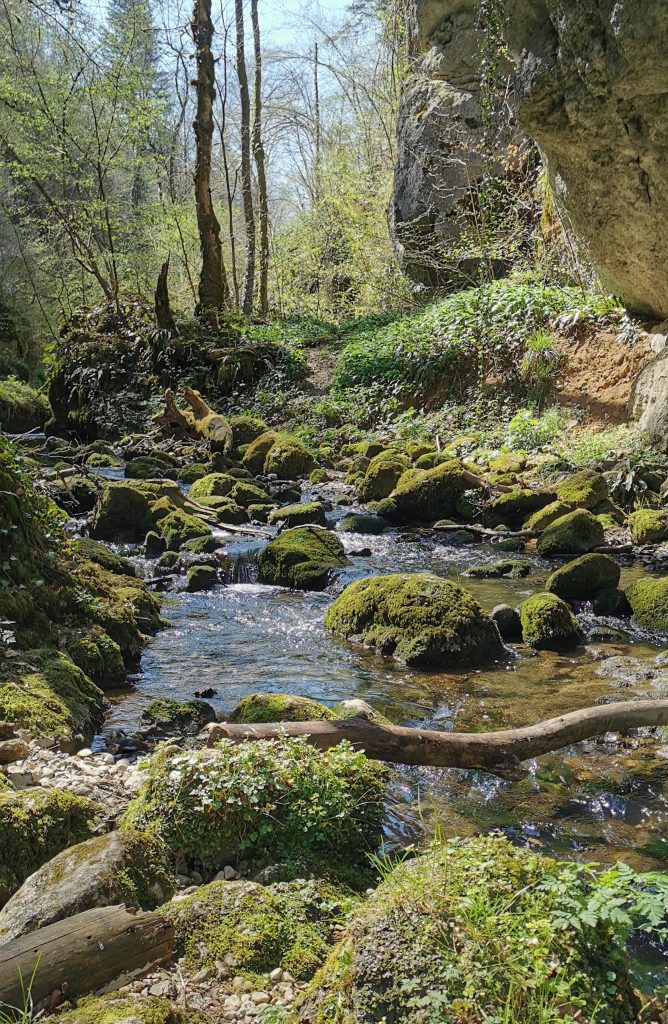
(325, 573, 503, 668)
(55, 994, 201, 1024)
(228, 692, 335, 724)
(0, 378, 50, 433)
(189, 472, 236, 500)
(519, 592, 584, 650)
(626, 577, 668, 632)
(382, 459, 472, 524)
(555, 469, 608, 510)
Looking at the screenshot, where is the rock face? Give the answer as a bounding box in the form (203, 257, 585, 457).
(393, 0, 521, 286)
(629, 349, 668, 441)
(503, 0, 668, 318)
(395, 0, 668, 318)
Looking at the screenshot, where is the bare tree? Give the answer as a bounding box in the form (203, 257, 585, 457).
(235, 0, 255, 313)
(191, 0, 230, 318)
(250, 0, 268, 314)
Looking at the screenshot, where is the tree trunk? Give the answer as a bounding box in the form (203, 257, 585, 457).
(154, 258, 178, 333)
(205, 699, 668, 776)
(250, 0, 269, 314)
(235, 0, 255, 314)
(192, 0, 230, 319)
(0, 905, 173, 1009)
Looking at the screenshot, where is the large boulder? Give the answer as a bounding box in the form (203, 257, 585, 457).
(630, 349, 668, 442)
(0, 379, 50, 433)
(554, 470, 608, 511)
(519, 592, 584, 650)
(376, 460, 472, 524)
(625, 577, 668, 631)
(0, 830, 174, 942)
(122, 739, 388, 875)
(536, 509, 604, 556)
(296, 835, 649, 1024)
(358, 454, 410, 501)
(545, 553, 620, 600)
(258, 526, 349, 590)
(503, 0, 668, 320)
(324, 573, 503, 667)
(89, 483, 154, 542)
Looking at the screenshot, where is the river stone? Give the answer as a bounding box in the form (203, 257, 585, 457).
(324, 573, 503, 668)
(268, 502, 327, 529)
(0, 831, 175, 943)
(519, 592, 585, 651)
(536, 509, 604, 557)
(258, 526, 349, 590)
(491, 604, 522, 641)
(141, 698, 217, 737)
(545, 554, 620, 601)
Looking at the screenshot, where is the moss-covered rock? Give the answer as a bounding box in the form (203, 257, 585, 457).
(337, 513, 387, 535)
(122, 738, 388, 874)
(296, 835, 647, 1024)
(379, 459, 473, 524)
(358, 454, 410, 501)
(228, 692, 335, 724)
(465, 560, 530, 579)
(592, 587, 632, 618)
(258, 526, 348, 590)
(309, 468, 330, 484)
(48, 474, 101, 515)
(489, 452, 526, 474)
(628, 509, 668, 545)
(555, 469, 608, 510)
(268, 502, 327, 529)
(242, 430, 279, 474)
(546, 553, 620, 601)
(325, 573, 503, 668)
(189, 472, 236, 500)
(186, 564, 219, 592)
(125, 457, 176, 481)
(536, 509, 605, 557)
(159, 508, 211, 550)
(54, 994, 200, 1024)
(229, 480, 271, 507)
(195, 495, 248, 524)
(72, 537, 137, 577)
(66, 627, 126, 689)
(141, 697, 216, 736)
(414, 451, 450, 469)
(89, 482, 154, 542)
(0, 830, 175, 942)
(247, 502, 276, 523)
(0, 378, 50, 433)
(0, 788, 98, 907)
(0, 650, 105, 744)
(265, 434, 316, 479)
(523, 500, 573, 531)
(229, 414, 269, 449)
(165, 877, 357, 982)
(176, 462, 211, 485)
(519, 592, 584, 650)
(626, 577, 668, 632)
(490, 487, 556, 522)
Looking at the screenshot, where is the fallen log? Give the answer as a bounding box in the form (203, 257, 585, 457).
(432, 523, 539, 540)
(152, 387, 232, 453)
(0, 904, 173, 1011)
(205, 699, 668, 776)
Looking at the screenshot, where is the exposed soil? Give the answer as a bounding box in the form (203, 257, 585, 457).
(553, 326, 654, 426)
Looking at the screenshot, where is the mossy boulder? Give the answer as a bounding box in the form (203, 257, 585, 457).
(141, 697, 216, 736)
(176, 462, 211, 485)
(536, 509, 605, 557)
(189, 472, 236, 500)
(125, 457, 176, 481)
(72, 537, 137, 577)
(490, 487, 556, 523)
(159, 508, 211, 550)
(268, 501, 327, 529)
(242, 430, 279, 474)
(89, 483, 154, 542)
(0, 649, 105, 745)
(555, 469, 608, 510)
(519, 592, 584, 650)
(186, 563, 219, 592)
(265, 434, 316, 479)
(523, 500, 573, 531)
(358, 454, 410, 501)
(65, 627, 126, 689)
(229, 414, 268, 449)
(54, 994, 199, 1024)
(228, 692, 336, 724)
(49, 474, 101, 515)
(247, 502, 276, 523)
(0, 788, 98, 907)
(165, 877, 357, 982)
(379, 460, 472, 524)
(196, 495, 248, 525)
(337, 513, 387, 535)
(489, 452, 526, 474)
(122, 738, 388, 874)
(310, 468, 330, 484)
(546, 553, 620, 601)
(465, 560, 530, 579)
(296, 835, 647, 1024)
(592, 587, 632, 618)
(258, 526, 348, 590)
(626, 577, 668, 632)
(0, 830, 175, 942)
(0, 378, 50, 433)
(325, 573, 503, 668)
(229, 480, 271, 507)
(628, 509, 668, 545)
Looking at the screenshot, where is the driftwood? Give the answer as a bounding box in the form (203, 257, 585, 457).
(153, 388, 232, 453)
(206, 700, 668, 776)
(154, 258, 178, 334)
(432, 523, 539, 541)
(0, 904, 173, 1010)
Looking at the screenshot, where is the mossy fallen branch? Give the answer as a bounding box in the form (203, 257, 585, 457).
(206, 700, 668, 776)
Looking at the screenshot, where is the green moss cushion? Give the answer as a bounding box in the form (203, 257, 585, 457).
(519, 592, 584, 650)
(545, 553, 620, 600)
(325, 573, 503, 667)
(625, 577, 668, 631)
(228, 692, 335, 724)
(536, 509, 604, 556)
(258, 526, 348, 590)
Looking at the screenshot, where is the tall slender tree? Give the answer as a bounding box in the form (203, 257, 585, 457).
(250, 0, 268, 314)
(192, 0, 230, 318)
(235, 0, 255, 314)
